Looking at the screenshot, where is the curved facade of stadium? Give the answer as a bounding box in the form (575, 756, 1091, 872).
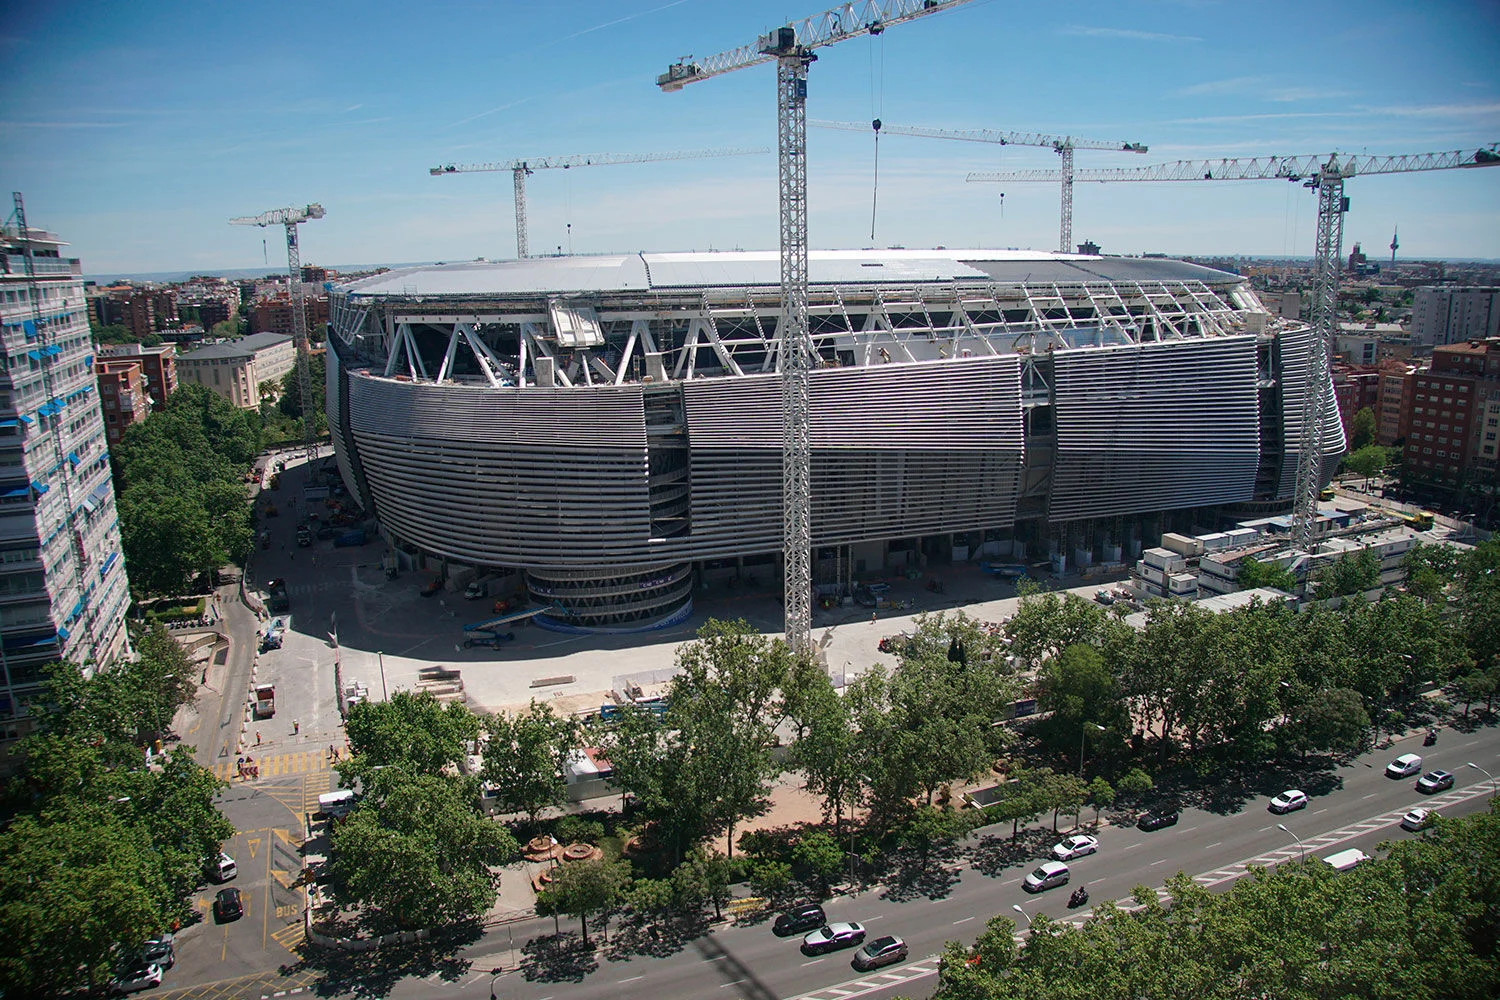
(326, 249, 1344, 630)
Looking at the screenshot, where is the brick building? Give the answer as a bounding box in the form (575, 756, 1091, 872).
(250, 292, 329, 339)
(1402, 339, 1500, 485)
(94, 360, 149, 444)
(97, 342, 176, 413)
(1376, 359, 1419, 447)
(1332, 365, 1381, 446)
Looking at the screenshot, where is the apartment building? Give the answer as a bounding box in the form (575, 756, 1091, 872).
(178, 332, 293, 409)
(0, 216, 132, 748)
(94, 360, 149, 445)
(98, 342, 176, 414)
(1410, 286, 1500, 346)
(1402, 338, 1500, 485)
(1376, 358, 1419, 447)
(250, 290, 329, 339)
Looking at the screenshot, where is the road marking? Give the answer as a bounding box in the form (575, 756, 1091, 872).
(1002, 878, 1020, 886)
(1179, 826, 1198, 833)
(620, 975, 644, 983)
(1150, 859, 1167, 866)
(1259, 825, 1274, 832)
(952, 916, 974, 925)
(1362, 793, 1377, 799)
(1204, 842, 1221, 850)
(802, 958, 825, 966)
(1123, 842, 1143, 850)
(720, 979, 747, 988)
(1313, 808, 1328, 815)
(864, 914, 887, 921)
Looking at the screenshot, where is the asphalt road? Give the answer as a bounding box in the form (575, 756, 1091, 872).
(279, 724, 1499, 1000)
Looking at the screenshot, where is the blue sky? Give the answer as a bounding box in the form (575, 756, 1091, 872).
(3, 0, 1498, 274)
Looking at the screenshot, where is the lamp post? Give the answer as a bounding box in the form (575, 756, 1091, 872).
(488, 967, 504, 1000)
(1277, 822, 1306, 864)
(1079, 723, 1106, 777)
(377, 650, 388, 701)
(1011, 903, 1034, 930)
(1466, 761, 1498, 799)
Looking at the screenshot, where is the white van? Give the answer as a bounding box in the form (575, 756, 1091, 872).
(1321, 848, 1370, 872)
(208, 852, 237, 882)
(318, 789, 356, 818)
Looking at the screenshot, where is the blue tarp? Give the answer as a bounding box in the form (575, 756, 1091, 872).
(57, 627, 70, 641)
(99, 552, 118, 576)
(29, 481, 48, 494)
(25, 350, 41, 362)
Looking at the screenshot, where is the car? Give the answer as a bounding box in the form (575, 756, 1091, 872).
(802, 921, 866, 955)
(214, 886, 243, 921)
(316, 525, 336, 540)
(1093, 588, 1115, 606)
(1400, 807, 1436, 831)
(1051, 834, 1100, 861)
(141, 932, 175, 970)
(1385, 753, 1424, 778)
(852, 935, 909, 971)
(773, 903, 827, 937)
(1268, 789, 1308, 814)
(206, 852, 237, 883)
(1137, 809, 1180, 832)
(110, 963, 163, 995)
(1023, 860, 1071, 893)
(1417, 770, 1455, 794)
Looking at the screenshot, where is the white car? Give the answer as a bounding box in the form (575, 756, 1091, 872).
(111, 963, 163, 994)
(1023, 860, 1071, 892)
(1400, 807, 1435, 831)
(1051, 834, 1100, 861)
(1385, 753, 1423, 778)
(1268, 789, 1308, 814)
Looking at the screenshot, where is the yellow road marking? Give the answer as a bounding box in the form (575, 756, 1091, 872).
(245, 836, 262, 859)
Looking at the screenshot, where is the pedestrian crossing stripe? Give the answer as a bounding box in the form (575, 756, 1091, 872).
(213, 750, 332, 782)
(271, 921, 305, 952)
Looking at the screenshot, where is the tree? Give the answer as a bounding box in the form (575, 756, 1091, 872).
(1039, 772, 1088, 831)
(1344, 443, 1389, 488)
(1404, 542, 1459, 604)
(1458, 539, 1500, 670)
(341, 690, 479, 780)
(1349, 407, 1379, 451)
(1290, 687, 1371, 760)
(790, 831, 846, 889)
(480, 701, 579, 821)
(1315, 549, 1381, 599)
(671, 848, 733, 921)
(541, 859, 631, 945)
(1453, 671, 1494, 721)
(789, 671, 862, 831)
(1236, 556, 1298, 593)
(1035, 644, 1129, 762)
(1086, 777, 1115, 825)
(1115, 768, 1154, 802)
(328, 770, 517, 930)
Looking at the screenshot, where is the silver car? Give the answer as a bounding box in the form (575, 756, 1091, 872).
(802, 921, 867, 955)
(1023, 860, 1071, 892)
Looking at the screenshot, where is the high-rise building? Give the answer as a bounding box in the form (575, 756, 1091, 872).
(0, 211, 132, 750)
(1410, 286, 1500, 346)
(1402, 338, 1500, 486)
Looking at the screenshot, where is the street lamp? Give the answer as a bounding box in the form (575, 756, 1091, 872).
(1466, 762, 1498, 799)
(1277, 823, 1306, 864)
(1011, 903, 1034, 929)
(377, 650, 388, 701)
(488, 967, 504, 1000)
(1079, 723, 1106, 777)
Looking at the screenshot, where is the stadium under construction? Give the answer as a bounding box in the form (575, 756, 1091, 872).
(324, 247, 1345, 633)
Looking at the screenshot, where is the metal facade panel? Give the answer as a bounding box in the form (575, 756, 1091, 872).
(1274, 326, 1347, 500)
(809, 356, 1023, 450)
(1048, 337, 1262, 521)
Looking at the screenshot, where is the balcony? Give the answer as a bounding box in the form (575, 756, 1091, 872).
(1, 255, 81, 277)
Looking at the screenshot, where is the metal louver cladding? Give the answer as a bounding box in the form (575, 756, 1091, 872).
(1273, 324, 1347, 500)
(680, 356, 1026, 547)
(347, 377, 655, 566)
(1048, 337, 1262, 522)
(325, 341, 369, 513)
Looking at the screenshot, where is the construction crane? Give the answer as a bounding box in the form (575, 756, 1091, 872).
(812, 119, 1147, 251)
(430, 148, 767, 259)
(659, 0, 975, 653)
(230, 204, 326, 468)
(968, 145, 1500, 550)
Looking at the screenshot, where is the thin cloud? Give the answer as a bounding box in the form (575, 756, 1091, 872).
(325, 117, 393, 127)
(448, 97, 538, 129)
(1268, 87, 1355, 103)
(1176, 76, 1267, 97)
(0, 119, 127, 129)
(1366, 101, 1500, 117)
(343, 104, 364, 113)
(538, 0, 694, 50)
(1061, 25, 1203, 43)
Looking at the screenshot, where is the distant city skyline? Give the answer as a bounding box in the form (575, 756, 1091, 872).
(3, 0, 1498, 272)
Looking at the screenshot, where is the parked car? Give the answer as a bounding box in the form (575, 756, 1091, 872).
(141, 933, 175, 970)
(206, 852, 237, 883)
(1401, 807, 1436, 831)
(1051, 834, 1100, 861)
(1268, 789, 1308, 814)
(214, 887, 243, 921)
(802, 921, 867, 955)
(110, 963, 163, 995)
(1137, 809, 1180, 832)
(1385, 753, 1424, 778)
(316, 524, 336, 540)
(1417, 770, 1455, 794)
(773, 903, 827, 937)
(295, 526, 311, 547)
(852, 935, 909, 971)
(1023, 860, 1071, 893)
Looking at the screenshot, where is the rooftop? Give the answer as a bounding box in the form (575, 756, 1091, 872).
(337, 248, 1239, 300)
(180, 332, 292, 361)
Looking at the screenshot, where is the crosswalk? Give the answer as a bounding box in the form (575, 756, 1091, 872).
(212, 750, 333, 782)
(786, 957, 942, 1000)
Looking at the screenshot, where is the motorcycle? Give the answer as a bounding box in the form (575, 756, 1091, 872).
(1068, 887, 1089, 909)
(1423, 729, 1438, 747)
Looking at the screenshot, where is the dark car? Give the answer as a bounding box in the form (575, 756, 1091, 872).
(1137, 809, 1180, 832)
(773, 903, 827, 937)
(214, 887, 243, 921)
(141, 933, 175, 969)
(852, 935, 909, 971)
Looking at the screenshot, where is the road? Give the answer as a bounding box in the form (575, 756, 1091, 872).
(158, 722, 1500, 1000)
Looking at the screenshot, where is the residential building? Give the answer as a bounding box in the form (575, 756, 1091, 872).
(1376, 358, 1420, 447)
(0, 215, 132, 754)
(250, 290, 329, 339)
(197, 299, 230, 330)
(1410, 286, 1500, 346)
(1401, 339, 1500, 485)
(1332, 365, 1381, 444)
(178, 332, 294, 409)
(94, 360, 149, 444)
(98, 342, 176, 413)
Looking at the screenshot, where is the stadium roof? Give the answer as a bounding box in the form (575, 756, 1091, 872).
(338, 248, 1238, 299)
(180, 331, 291, 361)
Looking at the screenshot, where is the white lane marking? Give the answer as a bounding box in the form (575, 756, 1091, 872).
(1362, 793, 1377, 799)
(705, 954, 728, 961)
(1259, 825, 1274, 832)
(1150, 859, 1168, 866)
(801, 958, 825, 967)
(1002, 878, 1020, 886)
(719, 980, 746, 988)
(952, 916, 975, 925)
(1179, 826, 1198, 833)
(1313, 808, 1329, 815)
(1123, 842, 1144, 851)
(620, 975, 645, 983)
(1204, 842, 1221, 850)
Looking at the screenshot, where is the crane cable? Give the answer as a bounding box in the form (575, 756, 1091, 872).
(869, 31, 884, 243)
(870, 119, 881, 242)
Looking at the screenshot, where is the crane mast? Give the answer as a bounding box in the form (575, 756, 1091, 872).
(813, 119, 1148, 252)
(229, 204, 325, 469)
(659, 0, 976, 652)
(968, 144, 1499, 549)
(431, 147, 768, 260)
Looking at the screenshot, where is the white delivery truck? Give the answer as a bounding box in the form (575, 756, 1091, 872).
(1321, 848, 1370, 872)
